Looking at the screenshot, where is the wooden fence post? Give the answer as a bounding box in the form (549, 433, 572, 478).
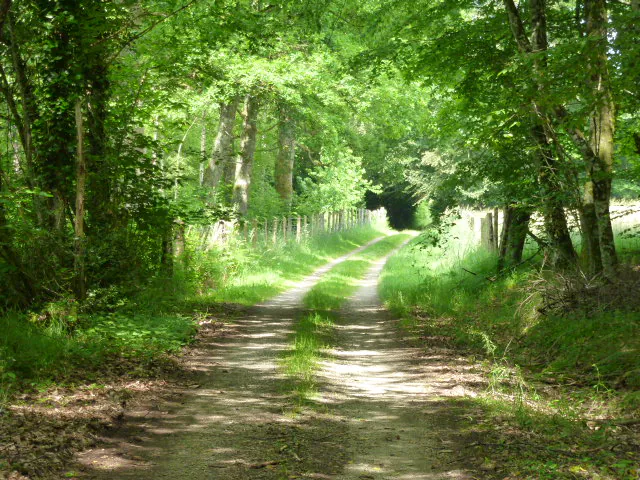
(493, 207, 499, 251)
(273, 217, 279, 244)
(252, 218, 258, 247)
(173, 219, 185, 257)
(480, 212, 494, 251)
(303, 215, 308, 239)
(296, 216, 302, 243)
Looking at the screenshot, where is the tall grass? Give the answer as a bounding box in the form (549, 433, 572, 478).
(380, 221, 640, 397)
(169, 220, 391, 309)
(380, 228, 640, 385)
(379, 225, 640, 479)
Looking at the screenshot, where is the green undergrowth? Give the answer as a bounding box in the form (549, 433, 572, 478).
(304, 233, 412, 310)
(0, 222, 389, 402)
(379, 229, 640, 479)
(0, 310, 196, 402)
(172, 222, 390, 309)
(283, 232, 412, 404)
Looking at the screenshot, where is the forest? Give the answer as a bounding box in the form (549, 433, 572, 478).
(0, 0, 639, 479)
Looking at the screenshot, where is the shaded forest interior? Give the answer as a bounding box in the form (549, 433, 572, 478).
(0, 0, 639, 478)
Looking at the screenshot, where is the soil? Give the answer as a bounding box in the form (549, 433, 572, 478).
(73, 239, 490, 479)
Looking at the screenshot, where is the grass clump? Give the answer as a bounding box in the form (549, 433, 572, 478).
(304, 233, 412, 310)
(283, 312, 336, 402)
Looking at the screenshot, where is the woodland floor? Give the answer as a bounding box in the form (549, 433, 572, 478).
(64, 241, 497, 480)
(12, 241, 638, 479)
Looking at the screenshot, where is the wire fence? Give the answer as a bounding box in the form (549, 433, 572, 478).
(460, 204, 640, 254)
(185, 208, 387, 251)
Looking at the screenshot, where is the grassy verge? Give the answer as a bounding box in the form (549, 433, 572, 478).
(164, 222, 391, 310)
(379, 229, 640, 479)
(0, 222, 389, 401)
(0, 221, 392, 478)
(283, 233, 412, 403)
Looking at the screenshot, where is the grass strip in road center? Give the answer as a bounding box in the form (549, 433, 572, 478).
(282, 233, 412, 404)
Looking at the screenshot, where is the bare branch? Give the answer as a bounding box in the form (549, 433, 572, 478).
(107, 0, 200, 65)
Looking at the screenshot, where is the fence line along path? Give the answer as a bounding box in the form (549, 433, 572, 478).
(186, 208, 386, 252)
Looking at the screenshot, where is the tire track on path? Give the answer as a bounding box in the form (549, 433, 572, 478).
(308, 247, 487, 479)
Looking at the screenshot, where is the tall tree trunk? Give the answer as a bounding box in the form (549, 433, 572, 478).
(160, 223, 174, 276)
(232, 94, 259, 215)
(199, 111, 207, 186)
(584, 0, 618, 277)
(86, 59, 112, 229)
(203, 97, 239, 192)
(275, 104, 295, 207)
(6, 13, 36, 176)
(533, 125, 578, 268)
(503, 0, 577, 268)
(578, 181, 602, 275)
(74, 99, 87, 300)
(498, 205, 531, 271)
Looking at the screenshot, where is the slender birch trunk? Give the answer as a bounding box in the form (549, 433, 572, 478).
(74, 99, 87, 300)
(503, 0, 577, 268)
(275, 104, 295, 207)
(199, 111, 207, 186)
(203, 97, 239, 192)
(232, 94, 259, 215)
(584, 0, 618, 277)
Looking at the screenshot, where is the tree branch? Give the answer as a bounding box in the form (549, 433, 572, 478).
(502, 0, 532, 52)
(107, 0, 201, 65)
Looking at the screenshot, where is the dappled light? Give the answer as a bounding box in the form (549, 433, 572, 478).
(2, 0, 639, 478)
(75, 238, 485, 479)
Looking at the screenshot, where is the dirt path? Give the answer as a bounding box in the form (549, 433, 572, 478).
(76, 238, 385, 479)
(311, 253, 485, 479)
(76, 240, 488, 479)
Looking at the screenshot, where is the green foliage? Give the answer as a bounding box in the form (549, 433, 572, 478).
(0, 311, 195, 401)
(296, 147, 376, 214)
